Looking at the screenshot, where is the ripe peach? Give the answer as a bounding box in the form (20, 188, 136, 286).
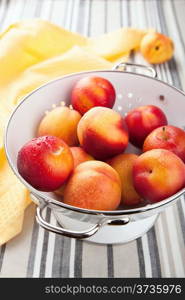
(63, 161, 121, 210)
(140, 32, 174, 64)
(55, 185, 66, 197)
(37, 106, 81, 146)
(108, 153, 142, 206)
(70, 146, 94, 168)
(55, 147, 94, 196)
(133, 149, 185, 203)
(143, 125, 185, 163)
(71, 76, 116, 115)
(125, 105, 167, 148)
(77, 107, 129, 160)
(17, 135, 74, 191)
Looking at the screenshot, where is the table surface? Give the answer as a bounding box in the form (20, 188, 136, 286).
(0, 0, 185, 278)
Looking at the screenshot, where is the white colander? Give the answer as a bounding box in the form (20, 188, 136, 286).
(4, 63, 185, 244)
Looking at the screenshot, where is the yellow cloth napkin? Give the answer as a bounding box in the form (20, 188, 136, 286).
(86, 27, 147, 61)
(0, 19, 147, 245)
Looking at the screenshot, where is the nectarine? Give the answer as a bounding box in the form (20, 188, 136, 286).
(143, 125, 185, 162)
(63, 161, 121, 210)
(70, 146, 94, 168)
(17, 135, 74, 191)
(71, 76, 116, 115)
(108, 153, 142, 206)
(77, 107, 129, 160)
(55, 147, 94, 196)
(133, 149, 185, 203)
(37, 106, 81, 146)
(125, 105, 167, 148)
(140, 32, 174, 64)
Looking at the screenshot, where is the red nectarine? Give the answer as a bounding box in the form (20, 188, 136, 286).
(143, 125, 185, 162)
(71, 76, 116, 115)
(77, 107, 129, 160)
(133, 149, 185, 203)
(125, 105, 167, 148)
(17, 136, 74, 191)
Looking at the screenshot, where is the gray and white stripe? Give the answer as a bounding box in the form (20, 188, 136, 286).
(0, 0, 185, 278)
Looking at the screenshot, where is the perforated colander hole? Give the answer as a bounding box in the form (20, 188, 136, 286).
(128, 92, 133, 98)
(159, 95, 165, 101)
(158, 94, 167, 105)
(117, 93, 123, 99)
(127, 102, 133, 109)
(117, 105, 123, 111)
(136, 97, 142, 104)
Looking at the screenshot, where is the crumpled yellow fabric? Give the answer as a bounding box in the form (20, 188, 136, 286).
(86, 27, 147, 61)
(0, 19, 147, 245)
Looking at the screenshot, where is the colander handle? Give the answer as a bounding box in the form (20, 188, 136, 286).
(112, 62, 157, 78)
(35, 203, 106, 239)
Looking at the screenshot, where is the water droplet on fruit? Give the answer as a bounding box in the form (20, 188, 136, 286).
(53, 146, 64, 156)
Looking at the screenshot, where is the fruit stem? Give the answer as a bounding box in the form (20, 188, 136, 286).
(162, 126, 168, 141)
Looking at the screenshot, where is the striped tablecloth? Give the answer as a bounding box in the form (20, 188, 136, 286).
(0, 0, 185, 278)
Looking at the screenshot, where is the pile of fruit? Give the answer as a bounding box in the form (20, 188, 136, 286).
(17, 76, 185, 211)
